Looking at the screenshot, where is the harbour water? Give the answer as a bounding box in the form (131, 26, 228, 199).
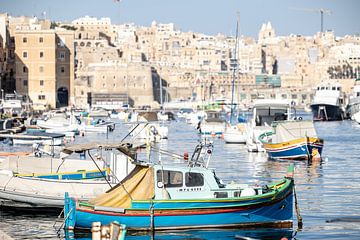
(1, 113, 360, 239)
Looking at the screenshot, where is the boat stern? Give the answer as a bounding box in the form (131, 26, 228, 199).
(64, 192, 77, 230)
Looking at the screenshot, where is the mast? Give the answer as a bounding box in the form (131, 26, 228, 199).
(230, 12, 240, 123)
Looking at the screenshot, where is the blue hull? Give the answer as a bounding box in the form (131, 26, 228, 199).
(266, 143, 323, 160)
(64, 186, 293, 230)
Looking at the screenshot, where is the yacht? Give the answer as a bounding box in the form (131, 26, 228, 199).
(310, 83, 345, 121)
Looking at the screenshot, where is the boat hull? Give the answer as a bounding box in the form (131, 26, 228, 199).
(263, 137, 324, 161)
(310, 104, 344, 121)
(0, 174, 110, 209)
(64, 179, 293, 230)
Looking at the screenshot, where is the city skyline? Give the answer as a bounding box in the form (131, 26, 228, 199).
(1, 0, 359, 38)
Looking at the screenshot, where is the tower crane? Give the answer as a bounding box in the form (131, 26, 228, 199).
(290, 7, 332, 33)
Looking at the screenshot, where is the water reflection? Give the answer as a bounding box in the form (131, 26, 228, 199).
(64, 228, 294, 240)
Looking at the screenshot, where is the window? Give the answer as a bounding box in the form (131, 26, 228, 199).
(22, 37, 27, 43)
(39, 66, 44, 72)
(60, 66, 65, 73)
(185, 172, 204, 187)
(23, 66, 27, 73)
(38, 95, 46, 100)
(40, 51, 44, 58)
(23, 80, 28, 86)
(157, 170, 183, 188)
(39, 37, 43, 43)
(40, 80, 44, 86)
(59, 52, 65, 59)
(23, 51, 28, 58)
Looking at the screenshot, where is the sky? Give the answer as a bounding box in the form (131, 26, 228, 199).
(1, 0, 359, 38)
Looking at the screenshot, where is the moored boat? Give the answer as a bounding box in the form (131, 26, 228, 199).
(64, 142, 295, 230)
(0, 142, 137, 209)
(259, 120, 324, 161)
(246, 99, 292, 152)
(310, 83, 345, 121)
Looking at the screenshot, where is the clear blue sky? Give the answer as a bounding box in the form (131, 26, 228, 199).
(1, 0, 359, 37)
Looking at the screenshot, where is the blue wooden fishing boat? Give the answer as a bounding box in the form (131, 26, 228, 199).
(64, 142, 295, 230)
(259, 120, 324, 161)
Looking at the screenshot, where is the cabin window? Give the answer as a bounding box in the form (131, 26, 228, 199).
(332, 87, 336, 90)
(157, 170, 183, 188)
(337, 87, 340, 91)
(214, 192, 228, 198)
(185, 172, 204, 187)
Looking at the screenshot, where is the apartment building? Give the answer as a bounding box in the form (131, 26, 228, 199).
(14, 28, 74, 109)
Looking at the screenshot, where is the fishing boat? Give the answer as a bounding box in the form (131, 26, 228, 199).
(259, 120, 324, 161)
(310, 83, 345, 121)
(64, 141, 295, 230)
(0, 142, 137, 209)
(246, 99, 292, 152)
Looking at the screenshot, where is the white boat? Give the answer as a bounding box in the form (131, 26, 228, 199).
(198, 111, 225, 136)
(246, 99, 292, 152)
(36, 114, 80, 134)
(186, 110, 206, 126)
(0, 142, 136, 209)
(353, 111, 360, 124)
(129, 112, 168, 142)
(310, 83, 345, 121)
(223, 122, 247, 144)
(2, 132, 65, 146)
(346, 78, 360, 120)
(79, 119, 115, 133)
(176, 108, 194, 119)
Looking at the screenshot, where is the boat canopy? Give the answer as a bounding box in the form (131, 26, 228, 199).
(272, 120, 318, 143)
(61, 142, 138, 160)
(89, 165, 154, 208)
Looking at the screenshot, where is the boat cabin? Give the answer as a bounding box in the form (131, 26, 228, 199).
(252, 99, 291, 127)
(153, 143, 263, 200)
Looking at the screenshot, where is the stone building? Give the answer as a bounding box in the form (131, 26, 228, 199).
(14, 28, 74, 109)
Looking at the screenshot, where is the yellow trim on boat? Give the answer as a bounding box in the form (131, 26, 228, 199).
(263, 137, 323, 149)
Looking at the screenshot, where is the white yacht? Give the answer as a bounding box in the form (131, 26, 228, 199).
(310, 83, 345, 121)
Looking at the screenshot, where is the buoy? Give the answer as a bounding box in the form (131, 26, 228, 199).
(183, 152, 189, 161)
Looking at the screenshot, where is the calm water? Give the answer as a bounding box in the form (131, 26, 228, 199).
(1, 115, 360, 239)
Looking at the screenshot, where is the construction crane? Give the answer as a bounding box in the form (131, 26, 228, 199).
(290, 7, 332, 33)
